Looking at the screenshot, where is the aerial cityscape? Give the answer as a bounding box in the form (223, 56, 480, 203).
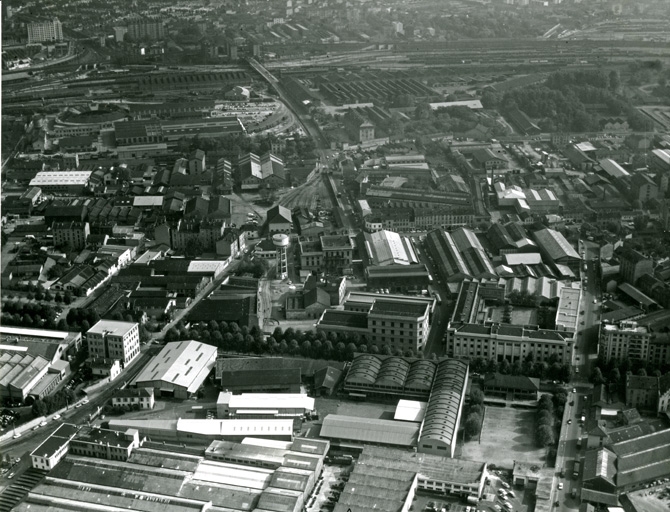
(1, 0, 670, 511)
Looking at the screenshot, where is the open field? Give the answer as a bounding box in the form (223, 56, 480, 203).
(461, 406, 546, 469)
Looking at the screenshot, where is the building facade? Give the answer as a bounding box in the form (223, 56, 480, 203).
(52, 221, 90, 250)
(599, 321, 651, 362)
(27, 18, 63, 44)
(86, 320, 140, 367)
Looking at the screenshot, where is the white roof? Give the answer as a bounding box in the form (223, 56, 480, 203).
(599, 158, 629, 179)
(652, 149, 670, 165)
(133, 196, 164, 207)
(503, 253, 542, 266)
(176, 418, 294, 437)
(0, 326, 70, 340)
(225, 393, 315, 411)
(132, 340, 217, 393)
(241, 437, 293, 450)
(29, 170, 92, 187)
(87, 320, 137, 337)
(188, 260, 225, 273)
(192, 459, 272, 489)
(429, 100, 483, 110)
(365, 230, 417, 266)
(394, 399, 427, 423)
(575, 141, 597, 152)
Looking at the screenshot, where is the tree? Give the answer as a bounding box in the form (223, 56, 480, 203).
(32, 399, 48, 418)
(165, 327, 179, 342)
(538, 410, 554, 427)
(464, 413, 482, 440)
(301, 340, 312, 357)
(470, 388, 484, 405)
(590, 367, 606, 385)
(381, 344, 392, 356)
(499, 358, 511, 375)
(536, 424, 555, 447)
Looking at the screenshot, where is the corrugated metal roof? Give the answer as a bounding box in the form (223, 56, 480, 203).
(320, 415, 419, 446)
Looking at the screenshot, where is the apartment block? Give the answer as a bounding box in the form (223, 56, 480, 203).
(86, 320, 140, 367)
(599, 321, 651, 362)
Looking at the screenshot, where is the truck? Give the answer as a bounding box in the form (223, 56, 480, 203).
(573, 461, 580, 479)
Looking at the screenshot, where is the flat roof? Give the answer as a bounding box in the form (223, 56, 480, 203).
(132, 340, 217, 393)
(318, 310, 368, 329)
(87, 320, 137, 337)
(394, 400, 427, 423)
(221, 392, 315, 411)
(0, 326, 71, 340)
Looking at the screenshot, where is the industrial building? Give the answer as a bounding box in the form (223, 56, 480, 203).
(86, 320, 140, 368)
(0, 326, 81, 402)
(320, 415, 421, 449)
(19, 433, 328, 512)
(418, 359, 468, 458)
(107, 417, 295, 444)
(130, 339, 217, 399)
(343, 354, 437, 400)
(217, 392, 315, 419)
(581, 428, 670, 506)
(332, 446, 487, 512)
(425, 228, 497, 283)
(531, 228, 581, 272)
(361, 229, 419, 266)
(28, 171, 92, 195)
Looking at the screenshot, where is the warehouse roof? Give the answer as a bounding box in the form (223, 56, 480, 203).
(532, 228, 580, 261)
(219, 392, 315, 412)
(320, 415, 420, 447)
(132, 340, 217, 393)
(394, 400, 427, 423)
(363, 230, 418, 266)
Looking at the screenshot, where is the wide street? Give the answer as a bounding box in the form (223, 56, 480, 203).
(552, 239, 601, 511)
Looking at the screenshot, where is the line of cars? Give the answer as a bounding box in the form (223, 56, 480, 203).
(497, 486, 516, 511)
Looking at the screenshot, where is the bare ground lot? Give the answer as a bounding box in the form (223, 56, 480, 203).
(460, 406, 547, 469)
(626, 484, 670, 512)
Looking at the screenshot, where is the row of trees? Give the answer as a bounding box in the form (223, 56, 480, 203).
(1, 301, 60, 330)
(469, 352, 572, 383)
(463, 388, 484, 441)
(166, 320, 431, 362)
(536, 394, 557, 447)
(590, 355, 670, 398)
(31, 388, 76, 417)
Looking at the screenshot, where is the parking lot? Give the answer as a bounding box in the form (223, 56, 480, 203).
(305, 461, 350, 511)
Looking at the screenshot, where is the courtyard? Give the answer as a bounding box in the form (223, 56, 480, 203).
(460, 406, 547, 469)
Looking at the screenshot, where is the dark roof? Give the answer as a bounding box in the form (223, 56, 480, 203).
(484, 372, 540, 392)
(220, 368, 301, 388)
(370, 299, 427, 317)
(314, 366, 343, 392)
(319, 310, 368, 329)
(188, 295, 255, 327)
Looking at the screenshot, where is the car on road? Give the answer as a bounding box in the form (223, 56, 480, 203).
(501, 482, 510, 489)
(572, 388, 576, 393)
(32, 425, 40, 431)
(567, 419, 572, 424)
(593, 298, 597, 304)
(82, 399, 89, 405)
(52, 414, 61, 420)
(39, 421, 48, 427)
(558, 483, 563, 490)
(7, 472, 15, 479)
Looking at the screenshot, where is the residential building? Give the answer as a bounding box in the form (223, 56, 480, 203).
(620, 248, 653, 286)
(68, 426, 142, 462)
(52, 221, 90, 250)
(320, 235, 354, 272)
(89, 358, 121, 380)
(344, 110, 375, 144)
(30, 424, 79, 471)
(126, 16, 165, 40)
(266, 204, 293, 233)
(86, 320, 140, 368)
(625, 372, 670, 413)
(599, 321, 651, 362)
(111, 388, 155, 410)
(27, 18, 63, 44)
(630, 173, 658, 203)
